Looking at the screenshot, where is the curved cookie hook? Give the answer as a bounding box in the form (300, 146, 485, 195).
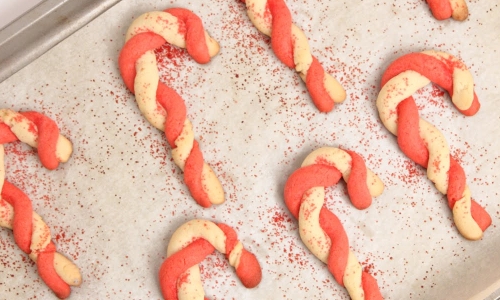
(159, 219, 262, 300)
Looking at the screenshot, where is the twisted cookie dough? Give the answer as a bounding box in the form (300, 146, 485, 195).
(377, 50, 491, 240)
(0, 109, 81, 299)
(119, 8, 224, 207)
(241, 0, 346, 112)
(159, 219, 262, 300)
(284, 147, 384, 300)
(426, 0, 468, 21)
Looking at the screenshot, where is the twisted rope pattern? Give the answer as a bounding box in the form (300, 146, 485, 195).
(377, 50, 491, 240)
(241, 0, 346, 112)
(159, 219, 262, 300)
(119, 8, 224, 207)
(0, 109, 81, 299)
(426, 0, 468, 21)
(284, 147, 384, 300)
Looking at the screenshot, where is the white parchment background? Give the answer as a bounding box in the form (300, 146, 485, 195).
(0, 0, 499, 299)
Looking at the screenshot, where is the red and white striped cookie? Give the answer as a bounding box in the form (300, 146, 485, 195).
(159, 219, 262, 300)
(119, 8, 224, 208)
(284, 147, 384, 300)
(426, 0, 468, 21)
(241, 0, 346, 112)
(0, 109, 81, 299)
(377, 50, 491, 240)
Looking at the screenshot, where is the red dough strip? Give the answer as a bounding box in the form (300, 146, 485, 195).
(396, 98, 428, 168)
(284, 163, 382, 299)
(267, 0, 294, 68)
(21, 112, 61, 170)
(306, 57, 332, 112)
(2, 181, 33, 253)
(0, 123, 17, 143)
(362, 272, 383, 300)
(118, 8, 218, 207)
(426, 0, 452, 20)
(184, 141, 211, 208)
(37, 243, 71, 299)
(159, 239, 215, 300)
(345, 150, 371, 210)
(156, 75, 188, 148)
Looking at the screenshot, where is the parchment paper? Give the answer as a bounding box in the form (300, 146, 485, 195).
(1, 0, 499, 299)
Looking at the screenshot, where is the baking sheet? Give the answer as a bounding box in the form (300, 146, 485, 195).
(0, 0, 121, 82)
(0, 0, 44, 29)
(0, 0, 499, 299)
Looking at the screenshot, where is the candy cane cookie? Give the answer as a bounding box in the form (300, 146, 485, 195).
(0, 109, 81, 299)
(159, 219, 262, 300)
(240, 0, 346, 112)
(377, 50, 491, 240)
(119, 8, 224, 208)
(284, 147, 384, 300)
(426, 0, 468, 21)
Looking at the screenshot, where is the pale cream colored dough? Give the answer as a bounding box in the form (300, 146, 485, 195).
(376, 54, 482, 240)
(126, 11, 224, 206)
(449, 0, 468, 21)
(244, 0, 346, 105)
(453, 186, 482, 240)
(166, 219, 244, 300)
(298, 147, 384, 299)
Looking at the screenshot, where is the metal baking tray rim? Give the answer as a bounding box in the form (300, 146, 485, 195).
(0, 0, 121, 83)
